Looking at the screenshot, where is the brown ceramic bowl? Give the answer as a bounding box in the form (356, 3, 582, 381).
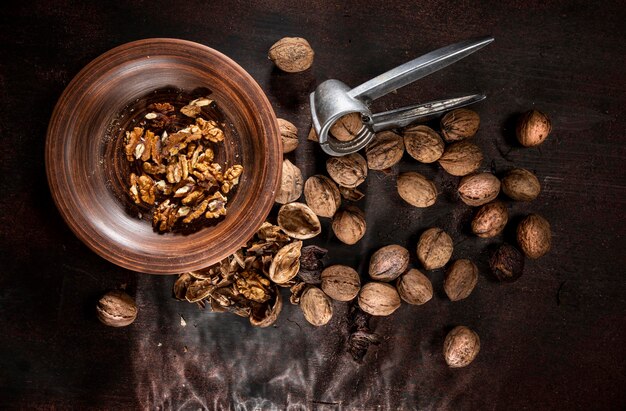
(46, 39, 281, 274)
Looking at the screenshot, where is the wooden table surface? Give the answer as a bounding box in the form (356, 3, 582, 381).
(1, 1, 625, 409)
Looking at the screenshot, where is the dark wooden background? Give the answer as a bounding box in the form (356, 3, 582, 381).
(1, 0, 625, 409)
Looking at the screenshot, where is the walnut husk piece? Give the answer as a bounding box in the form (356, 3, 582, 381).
(300, 286, 333, 326)
(471, 201, 508, 238)
(443, 326, 480, 368)
(330, 112, 363, 142)
(304, 175, 341, 218)
(516, 109, 552, 147)
(458, 172, 501, 206)
(332, 206, 366, 245)
(396, 269, 433, 305)
(268, 37, 314, 73)
(417, 228, 453, 270)
(397, 172, 437, 208)
(275, 159, 303, 204)
(358, 282, 401, 316)
(96, 290, 138, 327)
(403, 125, 445, 163)
(365, 131, 405, 170)
(278, 118, 299, 153)
(517, 214, 551, 259)
(502, 168, 541, 201)
(321, 265, 361, 302)
(441, 108, 480, 142)
(438, 141, 483, 176)
(444, 259, 479, 301)
(369, 245, 409, 282)
(277, 202, 322, 239)
(326, 153, 368, 188)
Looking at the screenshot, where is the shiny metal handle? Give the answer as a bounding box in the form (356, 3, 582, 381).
(347, 36, 494, 104)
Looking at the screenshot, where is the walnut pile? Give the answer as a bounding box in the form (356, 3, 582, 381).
(123, 98, 243, 232)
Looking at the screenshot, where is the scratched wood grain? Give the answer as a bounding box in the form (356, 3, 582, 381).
(0, 0, 625, 409)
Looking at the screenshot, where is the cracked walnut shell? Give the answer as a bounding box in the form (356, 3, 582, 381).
(268, 37, 314, 73)
(277, 202, 321, 239)
(417, 228, 453, 270)
(96, 290, 138, 327)
(269, 241, 302, 284)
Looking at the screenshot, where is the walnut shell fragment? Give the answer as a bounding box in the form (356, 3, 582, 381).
(321, 265, 361, 302)
(517, 214, 551, 259)
(458, 172, 501, 206)
(417, 228, 453, 270)
(438, 141, 483, 176)
(403, 125, 445, 163)
(358, 282, 401, 316)
(268, 37, 314, 73)
(396, 269, 433, 305)
(502, 168, 541, 201)
(278, 118, 299, 153)
(365, 131, 405, 170)
(277, 202, 321, 239)
(249, 287, 283, 328)
(300, 286, 333, 326)
(369, 245, 410, 282)
(444, 259, 479, 301)
(397, 172, 437, 208)
(338, 186, 365, 202)
(275, 159, 303, 204)
(443, 326, 480, 368)
(304, 175, 341, 218)
(330, 112, 363, 142)
(332, 206, 366, 245)
(472, 201, 508, 238)
(516, 109, 552, 147)
(441, 108, 480, 142)
(96, 290, 138, 327)
(326, 153, 368, 188)
(269, 241, 303, 284)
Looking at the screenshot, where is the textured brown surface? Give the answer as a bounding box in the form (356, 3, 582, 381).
(1, 0, 625, 409)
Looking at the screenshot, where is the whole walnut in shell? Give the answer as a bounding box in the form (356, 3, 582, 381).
(458, 172, 501, 206)
(396, 269, 433, 305)
(277, 202, 321, 239)
(326, 153, 368, 188)
(304, 175, 341, 217)
(444, 259, 478, 301)
(443, 326, 480, 368)
(403, 125, 444, 163)
(96, 290, 138, 327)
(358, 282, 401, 316)
(516, 109, 552, 147)
(438, 141, 483, 176)
(275, 159, 303, 204)
(369, 244, 410, 282)
(332, 206, 366, 245)
(300, 286, 333, 326)
(440, 108, 480, 142)
(471, 201, 508, 238)
(330, 112, 363, 142)
(278, 118, 298, 153)
(489, 243, 525, 282)
(365, 131, 405, 170)
(397, 172, 437, 208)
(517, 214, 551, 259)
(268, 37, 314, 73)
(417, 228, 453, 270)
(502, 168, 541, 201)
(321, 265, 361, 302)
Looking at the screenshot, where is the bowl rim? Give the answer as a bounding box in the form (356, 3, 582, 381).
(45, 38, 281, 274)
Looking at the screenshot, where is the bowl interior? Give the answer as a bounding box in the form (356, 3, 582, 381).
(46, 39, 281, 274)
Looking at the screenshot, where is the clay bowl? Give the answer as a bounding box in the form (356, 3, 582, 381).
(46, 39, 281, 274)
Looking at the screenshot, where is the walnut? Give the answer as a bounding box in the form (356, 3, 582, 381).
(304, 175, 341, 218)
(396, 269, 433, 305)
(326, 153, 368, 188)
(444, 259, 479, 301)
(331, 205, 366, 245)
(249, 288, 283, 328)
(489, 243, 525, 282)
(516, 109, 552, 147)
(397, 172, 437, 208)
(365, 131, 405, 170)
(440, 108, 480, 142)
(369, 245, 409, 282)
(138, 174, 156, 204)
(268, 37, 314, 73)
(357, 282, 401, 316)
(277, 202, 322, 239)
(338, 186, 365, 202)
(458, 172, 501, 206)
(278, 118, 299, 153)
(517, 214, 551, 259)
(502, 168, 541, 201)
(438, 141, 483, 176)
(330, 112, 363, 142)
(96, 290, 138, 327)
(417, 228, 453, 270)
(235, 270, 272, 303)
(268, 241, 302, 284)
(275, 159, 303, 204)
(300, 286, 333, 326)
(443, 326, 480, 368)
(403, 125, 444, 163)
(321, 265, 361, 302)
(471, 201, 508, 238)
